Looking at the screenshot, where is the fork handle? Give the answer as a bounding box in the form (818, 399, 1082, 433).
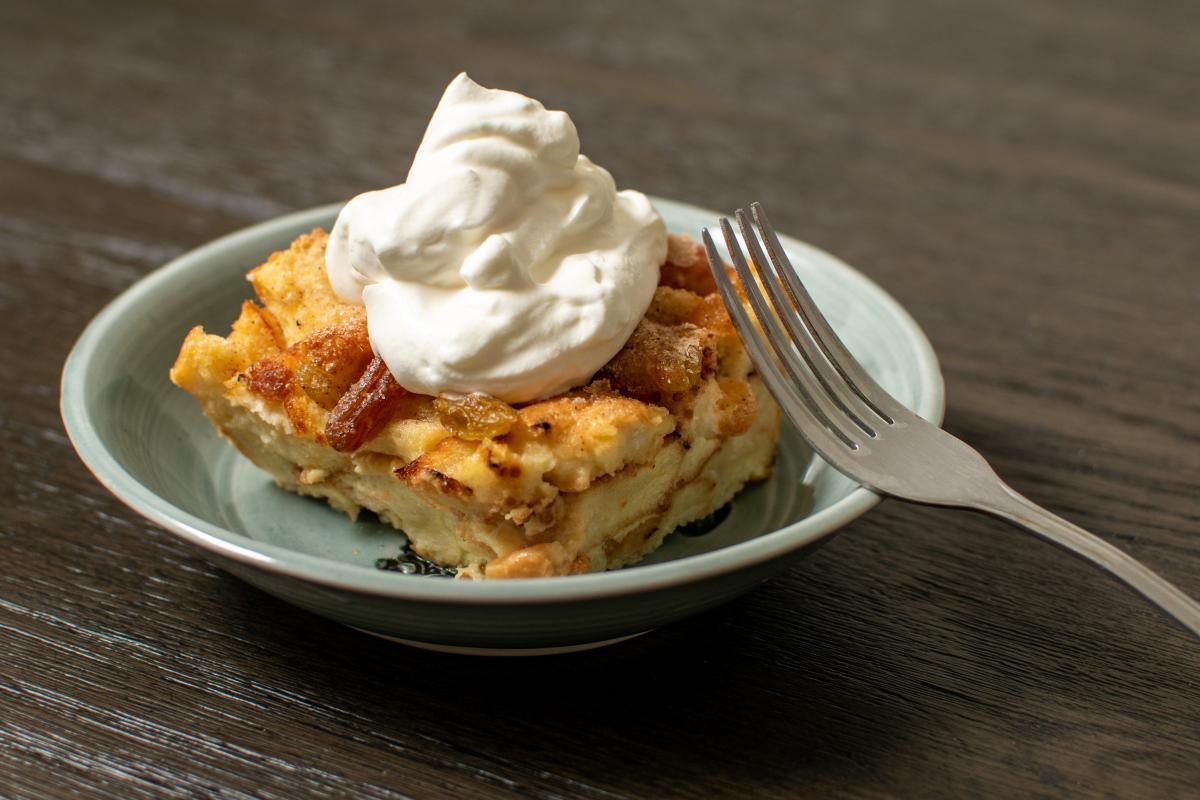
(973, 481, 1200, 638)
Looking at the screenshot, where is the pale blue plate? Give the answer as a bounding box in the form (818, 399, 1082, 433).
(61, 197, 944, 654)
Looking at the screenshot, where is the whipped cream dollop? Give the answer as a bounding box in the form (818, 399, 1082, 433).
(326, 73, 667, 404)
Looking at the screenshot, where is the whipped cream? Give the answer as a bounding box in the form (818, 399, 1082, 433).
(326, 73, 667, 404)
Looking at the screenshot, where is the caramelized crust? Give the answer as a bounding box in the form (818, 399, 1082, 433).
(170, 229, 779, 578)
(660, 234, 719, 296)
(247, 231, 361, 344)
(246, 358, 293, 399)
(597, 320, 716, 404)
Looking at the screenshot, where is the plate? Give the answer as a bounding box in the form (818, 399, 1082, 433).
(60, 196, 944, 654)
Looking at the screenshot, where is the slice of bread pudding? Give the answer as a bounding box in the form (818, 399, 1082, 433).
(170, 230, 779, 578)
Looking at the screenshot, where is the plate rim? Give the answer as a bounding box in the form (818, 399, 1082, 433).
(60, 197, 945, 605)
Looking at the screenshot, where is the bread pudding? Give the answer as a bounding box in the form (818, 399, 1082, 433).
(171, 230, 778, 578)
(170, 73, 779, 578)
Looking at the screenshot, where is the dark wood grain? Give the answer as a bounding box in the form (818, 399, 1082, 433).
(3, 0, 1198, 797)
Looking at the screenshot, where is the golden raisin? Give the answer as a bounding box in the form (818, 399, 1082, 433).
(295, 362, 341, 410)
(289, 318, 373, 410)
(434, 393, 518, 440)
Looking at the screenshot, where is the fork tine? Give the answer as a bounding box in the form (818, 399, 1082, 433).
(734, 209, 877, 439)
(716, 217, 879, 452)
(750, 202, 911, 425)
(701, 228, 856, 460)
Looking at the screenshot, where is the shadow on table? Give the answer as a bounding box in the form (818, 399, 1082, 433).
(218, 566, 907, 791)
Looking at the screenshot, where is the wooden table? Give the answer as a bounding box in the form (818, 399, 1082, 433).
(4, 1, 1197, 797)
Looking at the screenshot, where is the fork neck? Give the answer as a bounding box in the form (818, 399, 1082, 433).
(971, 481, 1200, 639)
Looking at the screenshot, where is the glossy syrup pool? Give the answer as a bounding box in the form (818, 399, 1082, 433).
(374, 530, 458, 578)
(675, 504, 732, 537)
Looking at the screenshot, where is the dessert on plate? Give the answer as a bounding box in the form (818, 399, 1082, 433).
(171, 74, 780, 579)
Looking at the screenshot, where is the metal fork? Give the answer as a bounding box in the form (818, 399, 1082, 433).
(702, 202, 1200, 637)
